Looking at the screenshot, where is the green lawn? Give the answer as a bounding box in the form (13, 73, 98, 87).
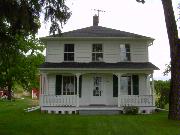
(0, 98, 180, 135)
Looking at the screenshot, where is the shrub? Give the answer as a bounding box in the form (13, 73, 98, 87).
(123, 106, 139, 115)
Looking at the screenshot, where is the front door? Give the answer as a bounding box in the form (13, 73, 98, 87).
(91, 76, 105, 105)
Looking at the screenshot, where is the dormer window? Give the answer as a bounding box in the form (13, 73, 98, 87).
(92, 44, 103, 62)
(64, 44, 74, 61)
(120, 44, 131, 62)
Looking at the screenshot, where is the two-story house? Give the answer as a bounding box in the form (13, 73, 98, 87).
(39, 15, 158, 114)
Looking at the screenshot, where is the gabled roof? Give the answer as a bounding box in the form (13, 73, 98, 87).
(40, 62, 159, 70)
(45, 26, 153, 39)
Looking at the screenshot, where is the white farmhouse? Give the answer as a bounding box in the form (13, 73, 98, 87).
(39, 15, 159, 114)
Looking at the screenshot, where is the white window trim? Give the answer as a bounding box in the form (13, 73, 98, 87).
(93, 76, 102, 96)
(92, 43, 104, 62)
(61, 75, 75, 95)
(121, 75, 132, 95)
(64, 44, 75, 62)
(120, 44, 131, 62)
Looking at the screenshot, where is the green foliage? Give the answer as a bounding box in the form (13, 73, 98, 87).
(163, 63, 171, 76)
(154, 80, 170, 109)
(19, 53, 44, 91)
(0, 0, 70, 98)
(0, 35, 45, 92)
(123, 106, 139, 115)
(0, 0, 71, 35)
(12, 82, 24, 93)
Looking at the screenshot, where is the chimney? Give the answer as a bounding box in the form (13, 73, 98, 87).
(93, 14, 99, 26)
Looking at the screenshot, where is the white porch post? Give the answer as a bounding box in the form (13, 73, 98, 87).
(151, 73, 155, 106)
(146, 74, 151, 95)
(42, 73, 48, 95)
(40, 74, 43, 95)
(114, 73, 122, 107)
(39, 74, 42, 106)
(75, 73, 81, 107)
(40, 73, 48, 106)
(41, 73, 47, 106)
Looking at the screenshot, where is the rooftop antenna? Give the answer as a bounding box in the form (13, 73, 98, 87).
(92, 9, 106, 26)
(93, 9, 106, 17)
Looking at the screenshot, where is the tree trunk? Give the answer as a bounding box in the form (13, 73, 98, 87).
(161, 0, 180, 120)
(7, 81, 12, 100)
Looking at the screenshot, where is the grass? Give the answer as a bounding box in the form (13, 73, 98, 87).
(0, 98, 180, 135)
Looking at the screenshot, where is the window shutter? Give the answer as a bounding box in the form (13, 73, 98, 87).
(113, 75, 118, 97)
(75, 77, 77, 94)
(56, 75, 62, 95)
(132, 75, 139, 95)
(128, 76, 131, 95)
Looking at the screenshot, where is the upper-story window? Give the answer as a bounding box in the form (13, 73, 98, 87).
(64, 44, 74, 61)
(120, 44, 131, 61)
(92, 44, 103, 62)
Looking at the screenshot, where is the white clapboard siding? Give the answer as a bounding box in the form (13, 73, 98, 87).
(79, 74, 92, 106)
(45, 40, 149, 63)
(131, 43, 148, 62)
(104, 43, 119, 63)
(104, 75, 117, 105)
(48, 75, 55, 95)
(75, 42, 91, 63)
(46, 41, 63, 62)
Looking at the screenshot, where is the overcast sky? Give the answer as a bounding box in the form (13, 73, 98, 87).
(38, 0, 180, 80)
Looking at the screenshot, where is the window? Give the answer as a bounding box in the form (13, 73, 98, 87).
(121, 75, 139, 95)
(121, 76, 131, 95)
(64, 44, 74, 61)
(120, 44, 131, 61)
(112, 75, 139, 96)
(63, 76, 75, 95)
(93, 76, 102, 96)
(92, 44, 103, 62)
(55, 75, 75, 95)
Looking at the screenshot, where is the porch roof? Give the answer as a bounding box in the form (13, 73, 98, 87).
(39, 62, 159, 70)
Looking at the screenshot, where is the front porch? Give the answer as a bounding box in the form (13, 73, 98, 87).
(39, 70, 155, 114)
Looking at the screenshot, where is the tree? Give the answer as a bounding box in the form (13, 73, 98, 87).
(163, 63, 171, 76)
(0, 0, 71, 99)
(154, 80, 170, 109)
(0, 35, 44, 99)
(19, 53, 45, 91)
(137, 0, 180, 120)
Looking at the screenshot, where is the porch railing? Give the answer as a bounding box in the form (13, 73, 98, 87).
(40, 95, 153, 107)
(119, 95, 154, 107)
(40, 95, 77, 107)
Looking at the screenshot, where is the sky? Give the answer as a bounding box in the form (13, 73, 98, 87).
(38, 0, 180, 80)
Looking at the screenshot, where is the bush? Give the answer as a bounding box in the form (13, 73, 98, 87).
(123, 106, 139, 115)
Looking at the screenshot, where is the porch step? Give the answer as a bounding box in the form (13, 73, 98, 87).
(79, 110, 122, 115)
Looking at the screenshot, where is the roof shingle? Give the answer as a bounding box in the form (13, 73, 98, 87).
(39, 62, 159, 70)
(47, 26, 152, 39)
